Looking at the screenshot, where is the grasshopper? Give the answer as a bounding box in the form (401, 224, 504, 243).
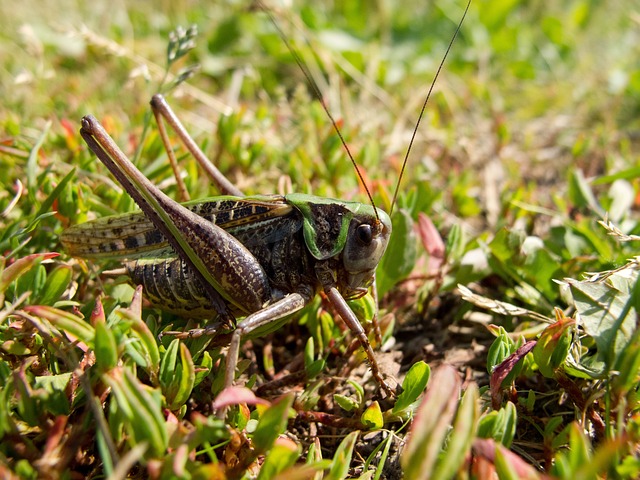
(62, 2, 470, 401)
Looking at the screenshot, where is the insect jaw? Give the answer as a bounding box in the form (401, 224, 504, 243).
(341, 208, 392, 295)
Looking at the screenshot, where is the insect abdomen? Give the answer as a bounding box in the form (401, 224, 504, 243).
(126, 257, 216, 318)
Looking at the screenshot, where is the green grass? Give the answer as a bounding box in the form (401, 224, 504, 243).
(2, 0, 640, 478)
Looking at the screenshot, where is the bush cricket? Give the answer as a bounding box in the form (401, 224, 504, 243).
(62, 1, 470, 404)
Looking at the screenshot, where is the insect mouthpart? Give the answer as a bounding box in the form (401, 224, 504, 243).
(342, 207, 392, 294)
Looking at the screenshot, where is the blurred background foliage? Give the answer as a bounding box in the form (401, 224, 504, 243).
(2, 0, 640, 477)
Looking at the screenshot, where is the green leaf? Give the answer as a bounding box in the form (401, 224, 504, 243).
(173, 342, 196, 408)
(347, 380, 365, 405)
(477, 401, 517, 448)
(257, 437, 301, 480)
(251, 393, 295, 453)
(431, 384, 479, 480)
(306, 359, 325, 380)
(487, 327, 516, 374)
(532, 313, 574, 378)
(33, 373, 72, 416)
(0, 253, 59, 303)
(14, 460, 38, 480)
(0, 368, 15, 437)
(23, 305, 94, 345)
(334, 394, 358, 412)
(494, 445, 524, 480)
(606, 179, 634, 223)
(612, 323, 640, 395)
(567, 169, 604, 216)
(158, 339, 194, 409)
(552, 422, 593, 477)
(13, 371, 39, 426)
(327, 431, 359, 480)
(445, 223, 464, 261)
(120, 306, 161, 377)
(304, 336, 315, 368)
(159, 338, 180, 390)
(361, 401, 383, 430)
(567, 272, 637, 367)
(16, 262, 46, 302)
(377, 208, 416, 297)
(95, 320, 118, 371)
(304, 336, 326, 379)
(393, 361, 430, 415)
(26, 120, 51, 204)
(194, 351, 213, 387)
(37, 265, 72, 306)
(104, 368, 168, 457)
(347, 293, 376, 325)
(35, 167, 76, 219)
(401, 365, 461, 480)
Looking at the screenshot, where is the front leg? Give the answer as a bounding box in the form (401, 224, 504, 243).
(326, 287, 395, 397)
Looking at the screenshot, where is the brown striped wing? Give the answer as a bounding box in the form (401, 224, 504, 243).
(61, 194, 295, 260)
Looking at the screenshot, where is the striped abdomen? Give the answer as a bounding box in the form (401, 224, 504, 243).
(125, 217, 316, 319)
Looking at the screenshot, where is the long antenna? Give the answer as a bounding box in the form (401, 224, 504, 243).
(390, 0, 471, 215)
(257, 2, 380, 222)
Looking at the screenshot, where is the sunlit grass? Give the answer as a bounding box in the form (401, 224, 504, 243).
(2, 0, 640, 478)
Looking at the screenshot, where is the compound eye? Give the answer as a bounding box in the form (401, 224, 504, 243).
(356, 224, 373, 246)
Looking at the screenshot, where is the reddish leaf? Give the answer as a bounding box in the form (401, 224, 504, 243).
(417, 213, 445, 273)
(212, 386, 270, 410)
(490, 341, 536, 409)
